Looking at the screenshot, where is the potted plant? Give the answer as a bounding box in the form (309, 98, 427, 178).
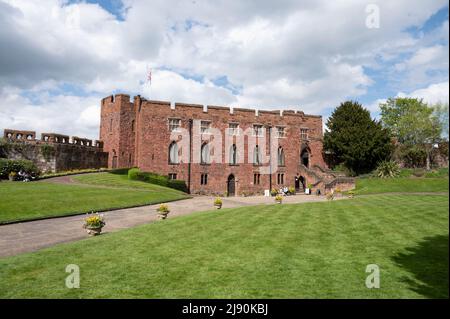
(347, 190, 355, 199)
(214, 197, 223, 209)
(156, 204, 170, 219)
(275, 194, 283, 204)
(288, 186, 296, 195)
(270, 188, 278, 197)
(305, 183, 312, 195)
(83, 212, 105, 236)
(8, 171, 17, 181)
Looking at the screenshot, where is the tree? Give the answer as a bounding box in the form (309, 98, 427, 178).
(324, 101, 392, 175)
(380, 98, 442, 170)
(433, 102, 449, 139)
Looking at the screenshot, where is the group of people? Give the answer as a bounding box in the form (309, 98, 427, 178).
(17, 170, 35, 182)
(278, 186, 291, 196)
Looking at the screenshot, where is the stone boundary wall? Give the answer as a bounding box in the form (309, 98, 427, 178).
(2, 129, 108, 173)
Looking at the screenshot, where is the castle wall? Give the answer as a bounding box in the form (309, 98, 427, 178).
(2, 129, 108, 173)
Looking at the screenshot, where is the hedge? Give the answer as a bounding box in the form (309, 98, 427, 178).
(127, 168, 188, 193)
(0, 158, 40, 179)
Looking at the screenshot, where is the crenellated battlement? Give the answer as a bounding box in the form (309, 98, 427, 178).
(101, 93, 320, 119)
(3, 129, 104, 150)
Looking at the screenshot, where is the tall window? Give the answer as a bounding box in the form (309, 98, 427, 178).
(109, 118, 113, 132)
(276, 126, 286, 138)
(131, 120, 135, 132)
(201, 174, 208, 185)
(169, 119, 181, 132)
(277, 173, 284, 184)
(253, 124, 264, 137)
(200, 121, 211, 134)
(201, 143, 210, 164)
(278, 147, 285, 166)
(229, 144, 237, 165)
(169, 142, 179, 164)
(228, 123, 239, 136)
(253, 173, 261, 185)
(253, 145, 262, 165)
(300, 128, 309, 140)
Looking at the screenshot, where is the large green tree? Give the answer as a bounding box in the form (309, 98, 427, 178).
(380, 97, 442, 170)
(324, 101, 392, 175)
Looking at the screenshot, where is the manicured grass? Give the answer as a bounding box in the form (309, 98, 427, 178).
(0, 194, 447, 298)
(72, 172, 170, 190)
(354, 177, 448, 195)
(0, 173, 188, 223)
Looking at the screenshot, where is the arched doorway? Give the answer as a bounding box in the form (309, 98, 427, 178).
(112, 149, 118, 168)
(227, 174, 235, 196)
(301, 149, 309, 167)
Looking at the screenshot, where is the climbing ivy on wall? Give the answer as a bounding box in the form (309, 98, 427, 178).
(40, 144, 56, 160)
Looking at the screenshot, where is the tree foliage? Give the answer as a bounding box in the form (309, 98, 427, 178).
(324, 101, 392, 175)
(380, 98, 443, 169)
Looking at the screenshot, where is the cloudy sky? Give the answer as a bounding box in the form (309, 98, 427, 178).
(0, 0, 448, 139)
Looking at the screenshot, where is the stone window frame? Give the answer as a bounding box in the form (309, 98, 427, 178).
(200, 173, 208, 185)
(200, 142, 211, 165)
(168, 141, 180, 164)
(168, 118, 182, 133)
(229, 144, 238, 166)
(227, 122, 240, 136)
(278, 146, 285, 167)
(275, 126, 287, 138)
(252, 124, 264, 137)
(200, 120, 212, 135)
(253, 144, 262, 166)
(300, 127, 309, 140)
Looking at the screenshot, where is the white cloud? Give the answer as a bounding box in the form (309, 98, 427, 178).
(398, 81, 449, 105)
(0, 0, 448, 138)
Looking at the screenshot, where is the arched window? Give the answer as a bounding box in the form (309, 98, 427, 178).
(169, 142, 179, 164)
(278, 146, 285, 166)
(201, 143, 210, 164)
(254, 145, 261, 165)
(229, 144, 237, 165)
(301, 148, 309, 167)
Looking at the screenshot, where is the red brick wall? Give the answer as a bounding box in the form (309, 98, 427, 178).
(101, 94, 328, 195)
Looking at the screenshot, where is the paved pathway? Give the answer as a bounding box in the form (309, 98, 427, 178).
(0, 193, 329, 258)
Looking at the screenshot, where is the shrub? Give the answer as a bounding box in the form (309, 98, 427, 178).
(275, 194, 283, 202)
(127, 168, 188, 193)
(288, 186, 296, 194)
(347, 190, 355, 198)
(0, 158, 40, 179)
(270, 188, 278, 196)
(168, 179, 188, 193)
(375, 160, 400, 178)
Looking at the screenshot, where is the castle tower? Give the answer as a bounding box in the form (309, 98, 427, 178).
(100, 94, 136, 168)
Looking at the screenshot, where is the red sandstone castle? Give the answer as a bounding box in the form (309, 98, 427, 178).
(100, 94, 354, 196)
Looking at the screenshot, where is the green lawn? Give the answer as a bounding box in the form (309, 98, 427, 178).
(0, 193, 448, 298)
(0, 173, 188, 223)
(354, 177, 449, 195)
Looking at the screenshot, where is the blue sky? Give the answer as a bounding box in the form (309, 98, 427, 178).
(0, 0, 448, 138)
